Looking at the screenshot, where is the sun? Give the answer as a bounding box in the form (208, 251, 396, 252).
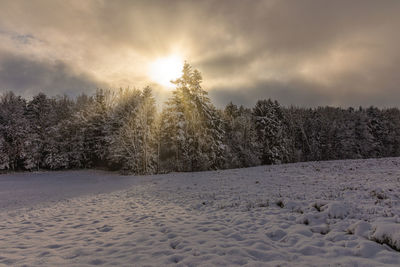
(148, 55, 184, 88)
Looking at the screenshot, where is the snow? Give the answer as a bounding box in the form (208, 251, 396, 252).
(0, 170, 140, 211)
(371, 220, 400, 251)
(1, 158, 400, 266)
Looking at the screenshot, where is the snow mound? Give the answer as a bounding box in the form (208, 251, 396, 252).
(321, 201, 350, 219)
(348, 220, 371, 238)
(354, 240, 383, 258)
(370, 221, 400, 251)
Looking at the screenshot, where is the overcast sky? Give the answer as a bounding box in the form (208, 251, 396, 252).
(1, 0, 400, 108)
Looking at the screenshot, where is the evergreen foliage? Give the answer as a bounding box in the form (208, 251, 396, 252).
(1, 63, 400, 173)
(159, 63, 224, 172)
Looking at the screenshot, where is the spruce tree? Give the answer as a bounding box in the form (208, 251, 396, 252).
(0, 92, 30, 170)
(253, 99, 288, 164)
(160, 63, 225, 172)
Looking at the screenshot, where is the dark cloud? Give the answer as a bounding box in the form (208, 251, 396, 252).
(209, 75, 400, 109)
(0, 0, 399, 107)
(209, 79, 331, 109)
(0, 52, 103, 97)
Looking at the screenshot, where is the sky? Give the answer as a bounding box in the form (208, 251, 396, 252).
(0, 0, 400, 108)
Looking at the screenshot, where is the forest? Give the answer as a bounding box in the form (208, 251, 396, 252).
(1, 63, 400, 174)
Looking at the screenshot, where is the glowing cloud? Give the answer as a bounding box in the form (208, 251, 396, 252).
(148, 55, 184, 88)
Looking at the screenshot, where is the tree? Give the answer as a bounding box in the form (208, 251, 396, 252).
(138, 86, 157, 173)
(108, 87, 157, 174)
(160, 63, 225, 172)
(0, 92, 30, 170)
(79, 89, 114, 167)
(382, 108, 400, 156)
(24, 93, 53, 169)
(253, 99, 288, 164)
(223, 103, 260, 168)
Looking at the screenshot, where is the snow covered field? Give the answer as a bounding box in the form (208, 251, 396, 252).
(1, 158, 400, 266)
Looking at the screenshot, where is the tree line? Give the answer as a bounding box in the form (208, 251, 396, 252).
(1, 63, 400, 173)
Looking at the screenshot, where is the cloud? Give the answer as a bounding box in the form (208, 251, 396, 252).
(0, 52, 104, 98)
(0, 0, 399, 107)
(209, 79, 330, 109)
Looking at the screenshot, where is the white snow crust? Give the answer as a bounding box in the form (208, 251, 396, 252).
(1, 158, 400, 266)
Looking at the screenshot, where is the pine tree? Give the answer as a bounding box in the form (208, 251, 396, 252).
(160, 63, 225, 172)
(0, 134, 8, 170)
(223, 103, 260, 168)
(333, 108, 357, 159)
(282, 106, 308, 162)
(382, 108, 400, 156)
(138, 86, 157, 173)
(365, 106, 384, 158)
(253, 99, 288, 164)
(80, 89, 114, 167)
(41, 95, 76, 169)
(25, 93, 54, 169)
(0, 92, 30, 170)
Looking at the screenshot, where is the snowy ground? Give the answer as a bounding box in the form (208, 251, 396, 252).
(1, 158, 400, 266)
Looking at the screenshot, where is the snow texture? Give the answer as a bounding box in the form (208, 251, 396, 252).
(1, 157, 400, 266)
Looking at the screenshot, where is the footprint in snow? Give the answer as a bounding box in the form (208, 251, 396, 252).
(46, 244, 63, 249)
(97, 225, 113, 232)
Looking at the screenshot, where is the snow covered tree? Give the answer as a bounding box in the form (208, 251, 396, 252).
(108, 87, 157, 174)
(0, 134, 8, 170)
(55, 94, 93, 168)
(25, 93, 79, 170)
(253, 99, 288, 164)
(24, 93, 54, 169)
(0, 92, 30, 170)
(160, 63, 225, 172)
(138, 86, 157, 173)
(332, 108, 357, 159)
(364, 106, 385, 158)
(282, 106, 309, 162)
(223, 103, 260, 168)
(382, 108, 400, 157)
(79, 89, 114, 167)
(40, 96, 78, 169)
